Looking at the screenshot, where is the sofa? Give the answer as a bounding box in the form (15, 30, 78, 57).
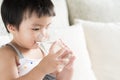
(0, 0, 120, 80)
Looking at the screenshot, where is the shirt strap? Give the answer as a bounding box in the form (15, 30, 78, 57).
(7, 43, 24, 59)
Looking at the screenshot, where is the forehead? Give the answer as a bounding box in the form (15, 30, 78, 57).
(21, 12, 53, 26)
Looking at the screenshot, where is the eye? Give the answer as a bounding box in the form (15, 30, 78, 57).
(32, 28, 40, 31)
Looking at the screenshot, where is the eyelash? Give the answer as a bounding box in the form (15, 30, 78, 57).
(32, 28, 40, 31)
(32, 25, 50, 31)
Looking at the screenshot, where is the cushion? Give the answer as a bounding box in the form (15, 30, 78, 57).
(50, 0, 69, 28)
(0, 0, 8, 35)
(67, 0, 120, 24)
(75, 19, 120, 80)
(0, 34, 13, 47)
(48, 23, 96, 80)
(0, 16, 7, 35)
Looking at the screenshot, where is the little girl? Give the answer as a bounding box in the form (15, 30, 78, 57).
(0, 0, 75, 80)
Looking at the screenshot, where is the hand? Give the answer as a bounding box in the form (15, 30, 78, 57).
(38, 41, 67, 74)
(55, 40, 76, 80)
(56, 54, 75, 80)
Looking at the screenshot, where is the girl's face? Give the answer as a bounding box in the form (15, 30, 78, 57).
(12, 13, 53, 49)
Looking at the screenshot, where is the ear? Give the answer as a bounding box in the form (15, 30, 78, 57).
(7, 24, 17, 33)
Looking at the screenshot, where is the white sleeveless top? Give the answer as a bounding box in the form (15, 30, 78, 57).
(7, 43, 45, 76)
(7, 43, 56, 80)
(18, 58, 41, 76)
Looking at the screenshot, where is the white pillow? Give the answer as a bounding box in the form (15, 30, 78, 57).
(75, 19, 120, 80)
(0, 34, 13, 47)
(51, 0, 69, 28)
(0, 0, 8, 35)
(48, 24, 96, 80)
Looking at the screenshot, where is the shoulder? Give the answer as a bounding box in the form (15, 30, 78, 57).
(0, 45, 17, 63)
(0, 46, 19, 79)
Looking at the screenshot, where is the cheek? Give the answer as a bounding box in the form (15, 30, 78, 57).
(20, 32, 35, 42)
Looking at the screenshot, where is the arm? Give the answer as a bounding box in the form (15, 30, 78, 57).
(0, 42, 66, 80)
(0, 47, 46, 80)
(0, 50, 19, 80)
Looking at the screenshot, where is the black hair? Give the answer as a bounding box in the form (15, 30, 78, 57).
(1, 0, 55, 33)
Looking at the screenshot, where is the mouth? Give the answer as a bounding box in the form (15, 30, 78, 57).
(33, 41, 39, 46)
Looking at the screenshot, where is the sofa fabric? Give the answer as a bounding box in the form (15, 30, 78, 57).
(75, 19, 120, 80)
(67, 0, 120, 24)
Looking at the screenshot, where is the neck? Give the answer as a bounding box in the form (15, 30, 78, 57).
(10, 40, 31, 53)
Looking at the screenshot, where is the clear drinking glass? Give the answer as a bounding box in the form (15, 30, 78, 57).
(37, 29, 72, 72)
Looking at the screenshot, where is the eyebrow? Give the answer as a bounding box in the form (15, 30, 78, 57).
(32, 23, 51, 27)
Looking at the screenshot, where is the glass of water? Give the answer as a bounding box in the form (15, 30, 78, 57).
(36, 29, 72, 72)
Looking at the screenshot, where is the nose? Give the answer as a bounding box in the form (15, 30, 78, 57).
(37, 28, 48, 42)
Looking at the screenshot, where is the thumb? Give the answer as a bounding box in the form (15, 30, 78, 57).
(49, 40, 62, 54)
(54, 48, 66, 58)
(49, 41, 58, 54)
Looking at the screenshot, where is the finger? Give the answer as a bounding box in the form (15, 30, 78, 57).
(68, 55, 76, 64)
(54, 48, 66, 58)
(59, 39, 73, 56)
(59, 50, 69, 58)
(49, 41, 58, 54)
(59, 39, 71, 49)
(62, 58, 70, 65)
(59, 39, 67, 48)
(65, 56, 76, 69)
(59, 48, 73, 59)
(56, 59, 66, 72)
